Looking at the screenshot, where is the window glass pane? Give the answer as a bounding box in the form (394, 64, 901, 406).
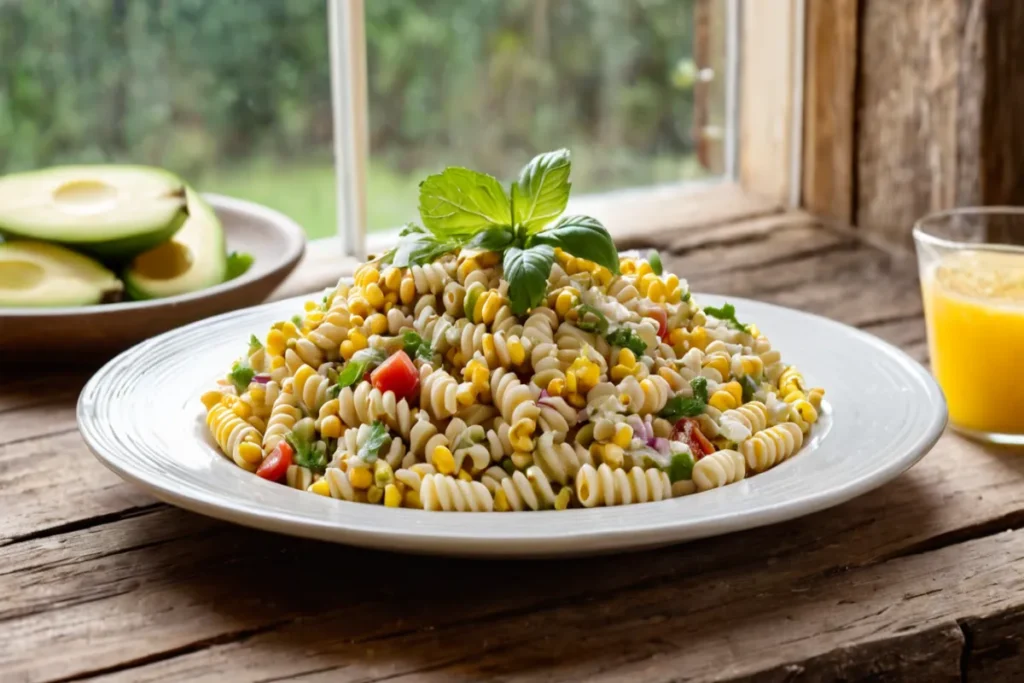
(0, 0, 335, 238)
(365, 0, 722, 233)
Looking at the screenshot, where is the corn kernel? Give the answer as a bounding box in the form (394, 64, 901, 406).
(457, 257, 479, 282)
(618, 348, 637, 367)
(470, 365, 489, 388)
(494, 488, 511, 512)
(568, 393, 587, 408)
(481, 335, 495, 356)
(432, 446, 456, 475)
(508, 340, 526, 365)
(315, 415, 340, 439)
(383, 267, 402, 291)
(602, 443, 625, 469)
(310, 478, 331, 497)
(404, 489, 423, 509)
(547, 378, 565, 396)
(348, 466, 373, 489)
(349, 331, 368, 351)
(400, 277, 416, 306)
(364, 283, 385, 309)
(266, 329, 286, 356)
(374, 460, 394, 487)
(367, 313, 388, 336)
(384, 483, 402, 507)
(610, 364, 632, 382)
(647, 279, 667, 303)
(232, 401, 252, 420)
(340, 340, 357, 361)
(270, 355, 285, 370)
(281, 321, 300, 338)
(565, 371, 577, 394)
(384, 291, 398, 306)
(554, 487, 572, 510)
(457, 382, 476, 406)
(356, 266, 379, 287)
(508, 419, 536, 451)
(237, 442, 264, 466)
(612, 425, 633, 448)
(457, 469, 473, 482)
(200, 390, 223, 410)
(350, 314, 365, 328)
(555, 290, 575, 317)
(365, 485, 384, 504)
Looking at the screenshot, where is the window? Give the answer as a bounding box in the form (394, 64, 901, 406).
(1, 1, 761, 263)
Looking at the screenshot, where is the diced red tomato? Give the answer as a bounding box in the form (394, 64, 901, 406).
(371, 350, 419, 399)
(256, 441, 292, 481)
(647, 307, 669, 341)
(673, 418, 715, 459)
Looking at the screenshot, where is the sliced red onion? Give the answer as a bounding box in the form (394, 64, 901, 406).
(577, 408, 589, 422)
(652, 437, 672, 456)
(539, 389, 551, 400)
(252, 374, 271, 384)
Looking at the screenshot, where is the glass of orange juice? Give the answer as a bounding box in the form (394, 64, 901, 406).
(915, 208, 1024, 444)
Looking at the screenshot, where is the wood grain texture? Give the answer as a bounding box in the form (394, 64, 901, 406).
(856, 0, 1024, 246)
(1, 214, 1002, 683)
(802, 0, 859, 223)
(739, 0, 797, 203)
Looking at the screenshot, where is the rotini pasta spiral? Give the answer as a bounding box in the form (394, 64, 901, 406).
(575, 463, 673, 507)
(420, 474, 494, 511)
(692, 449, 746, 491)
(740, 422, 804, 473)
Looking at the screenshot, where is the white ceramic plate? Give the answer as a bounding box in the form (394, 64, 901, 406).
(79, 294, 947, 558)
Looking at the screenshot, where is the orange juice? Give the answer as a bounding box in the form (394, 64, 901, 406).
(923, 250, 1024, 435)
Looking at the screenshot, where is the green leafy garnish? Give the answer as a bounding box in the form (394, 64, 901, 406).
(228, 358, 255, 393)
(226, 251, 254, 281)
(511, 148, 572, 234)
(247, 335, 263, 355)
(291, 314, 304, 327)
(418, 167, 512, 237)
(527, 215, 619, 275)
(383, 224, 463, 268)
(741, 375, 759, 402)
(285, 426, 328, 474)
(575, 304, 609, 335)
(383, 149, 618, 316)
(402, 331, 434, 361)
(466, 225, 516, 251)
(703, 303, 749, 333)
(682, 291, 692, 303)
(665, 451, 696, 483)
(357, 421, 391, 464)
(331, 348, 388, 396)
(658, 377, 709, 420)
(605, 327, 647, 357)
(503, 245, 555, 314)
(648, 250, 663, 275)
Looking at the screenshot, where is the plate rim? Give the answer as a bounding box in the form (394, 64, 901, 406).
(78, 293, 948, 557)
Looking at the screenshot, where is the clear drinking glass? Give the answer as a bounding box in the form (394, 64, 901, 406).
(914, 208, 1024, 444)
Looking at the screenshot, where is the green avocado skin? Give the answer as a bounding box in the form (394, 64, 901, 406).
(75, 205, 190, 262)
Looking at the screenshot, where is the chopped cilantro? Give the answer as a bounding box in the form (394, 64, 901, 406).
(357, 421, 391, 464)
(228, 358, 255, 393)
(605, 326, 647, 356)
(658, 377, 709, 420)
(703, 303, 749, 333)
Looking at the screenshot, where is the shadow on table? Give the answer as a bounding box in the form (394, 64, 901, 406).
(107, 452, 980, 679)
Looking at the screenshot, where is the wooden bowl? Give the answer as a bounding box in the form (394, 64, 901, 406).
(0, 193, 305, 362)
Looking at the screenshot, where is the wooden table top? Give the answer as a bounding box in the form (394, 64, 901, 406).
(3, 211, 1019, 682)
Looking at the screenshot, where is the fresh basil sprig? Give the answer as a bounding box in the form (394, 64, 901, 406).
(659, 377, 709, 420)
(357, 421, 391, 464)
(329, 348, 388, 397)
(228, 358, 255, 393)
(383, 149, 619, 314)
(402, 331, 434, 361)
(704, 302, 749, 334)
(605, 327, 647, 357)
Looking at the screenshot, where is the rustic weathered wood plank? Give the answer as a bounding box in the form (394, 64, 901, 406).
(3, 430, 1020, 682)
(0, 429, 155, 544)
(802, 0, 858, 224)
(71, 501, 1024, 682)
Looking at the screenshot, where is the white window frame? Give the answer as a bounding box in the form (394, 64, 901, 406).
(313, 0, 803, 266)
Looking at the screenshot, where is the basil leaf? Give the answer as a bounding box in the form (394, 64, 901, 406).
(247, 334, 263, 355)
(658, 377, 709, 420)
(703, 302, 750, 333)
(226, 251, 254, 281)
(357, 421, 391, 464)
(286, 429, 327, 474)
(228, 358, 255, 393)
(575, 304, 609, 335)
(605, 327, 647, 356)
(402, 331, 434, 361)
(648, 250, 663, 275)
(334, 348, 387, 393)
(418, 167, 512, 236)
(665, 451, 696, 483)
(511, 148, 571, 233)
(691, 376, 709, 404)
(528, 215, 620, 275)
(466, 225, 516, 251)
(741, 375, 759, 403)
(391, 231, 462, 268)
(502, 245, 555, 315)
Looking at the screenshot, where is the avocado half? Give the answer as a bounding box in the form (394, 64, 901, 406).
(0, 241, 123, 307)
(123, 188, 227, 300)
(0, 165, 188, 259)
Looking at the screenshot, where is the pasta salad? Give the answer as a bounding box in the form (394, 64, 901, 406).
(200, 150, 824, 512)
